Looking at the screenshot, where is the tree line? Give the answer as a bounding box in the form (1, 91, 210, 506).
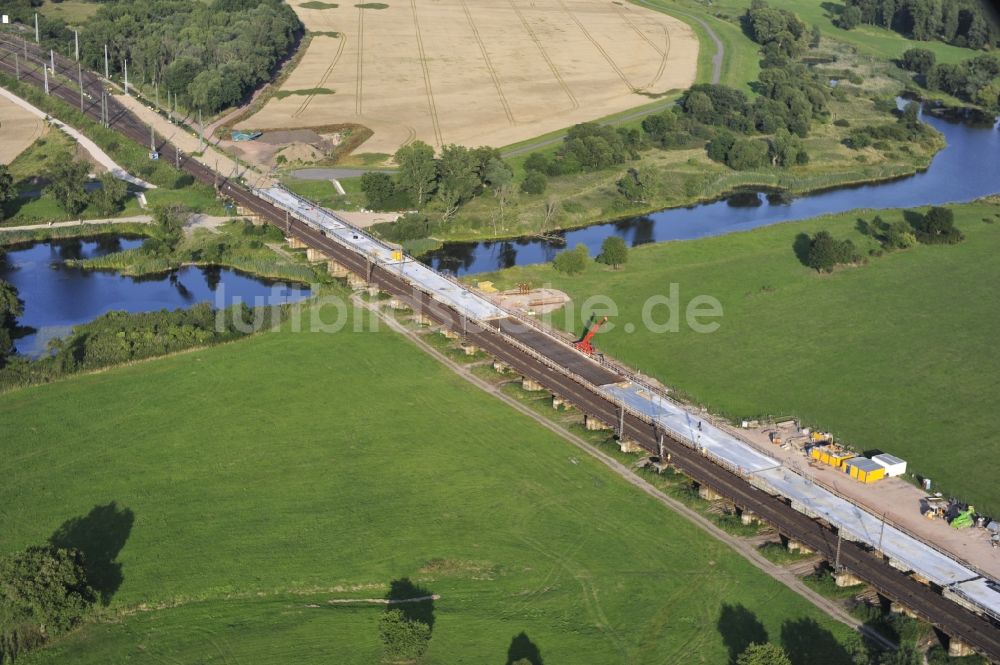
(900, 48, 1000, 109)
(5, 0, 303, 114)
(842, 0, 998, 48)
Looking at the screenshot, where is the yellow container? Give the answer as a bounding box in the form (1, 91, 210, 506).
(845, 457, 886, 483)
(391, 250, 404, 261)
(810, 446, 852, 469)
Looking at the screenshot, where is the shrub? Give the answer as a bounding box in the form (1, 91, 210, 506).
(378, 609, 431, 661)
(901, 48, 936, 75)
(833, 118, 850, 127)
(553, 243, 589, 275)
(914, 206, 963, 244)
(520, 171, 548, 195)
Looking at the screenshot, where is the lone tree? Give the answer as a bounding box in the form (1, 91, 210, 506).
(597, 236, 628, 269)
(46, 159, 90, 216)
(89, 173, 129, 217)
(737, 643, 792, 665)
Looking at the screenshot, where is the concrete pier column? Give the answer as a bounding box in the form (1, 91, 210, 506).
(327, 261, 350, 278)
(835, 571, 863, 587)
(287, 236, 307, 249)
(947, 637, 973, 658)
(442, 328, 460, 340)
(584, 414, 611, 430)
(697, 484, 723, 501)
(522, 377, 544, 392)
(386, 297, 408, 310)
(413, 313, 432, 326)
(460, 343, 479, 356)
(889, 601, 918, 619)
(346, 273, 368, 290)
(739, 510, 758, 526)
(786, 539, 814, 554)
(306, 247, 327, 263)
(552, 395, 565, 409)
(618, 438, 643, 454)
(492, 360, 509, 374)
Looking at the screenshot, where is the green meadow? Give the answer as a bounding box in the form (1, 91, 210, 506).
(1, 306, 859, 663)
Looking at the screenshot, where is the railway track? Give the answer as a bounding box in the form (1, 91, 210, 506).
(2, 32, 999, 661)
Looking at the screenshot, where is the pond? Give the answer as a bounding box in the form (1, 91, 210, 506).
(1, 237, 312, 357)
(425, 106, 1000, 276)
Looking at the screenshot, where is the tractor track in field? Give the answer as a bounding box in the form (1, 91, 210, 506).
(410, 0, 443, 147)
(557, 0, 637, 93)
(507, 0, 578, 111)
(614, 2, 671, 90)
(292, 32, 346, 119)
(355, 6, 364, 116)
(460, 0, 515, 126)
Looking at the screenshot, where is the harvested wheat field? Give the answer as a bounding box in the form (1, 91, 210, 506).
(240, 0, 698, 155)
(0, 95, 44, 164)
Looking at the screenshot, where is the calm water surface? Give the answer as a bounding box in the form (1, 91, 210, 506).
(426, 108, 1000, 276)
(1, 237, 311, 357)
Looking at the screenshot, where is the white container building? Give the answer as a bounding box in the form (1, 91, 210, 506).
(872, 453, 907, 477)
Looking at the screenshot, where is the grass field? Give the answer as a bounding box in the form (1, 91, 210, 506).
(0, 305, 861, 663)
(469, 199, 1000, 512)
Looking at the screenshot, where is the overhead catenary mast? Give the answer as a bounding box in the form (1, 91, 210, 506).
(34, 13, 39, 43)
(123, 59, 129, 95)
(104, 44, 109, 79)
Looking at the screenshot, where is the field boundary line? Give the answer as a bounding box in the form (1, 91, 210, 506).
(459, 0, 515, 125)
(354, 296, 897, 653)
(507, 0, 578, 110)
(410, 0, 443, 147)
(293, 33, 347, 119)
(557, 0, 637, 93)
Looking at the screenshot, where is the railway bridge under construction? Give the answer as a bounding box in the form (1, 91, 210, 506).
(1, 30, 999, 662)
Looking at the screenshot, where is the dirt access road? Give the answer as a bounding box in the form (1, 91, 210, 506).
(241, 0, 698, 155)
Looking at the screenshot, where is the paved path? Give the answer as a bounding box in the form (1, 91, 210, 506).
(0, 85, 156, 189)
(354, 294, 897, 653)
(501, 1, 724, 158)
(290, 168, 396, 180)
(0, 214, 232, 234)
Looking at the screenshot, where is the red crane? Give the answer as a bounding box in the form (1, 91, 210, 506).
(574, 316, 608, 355)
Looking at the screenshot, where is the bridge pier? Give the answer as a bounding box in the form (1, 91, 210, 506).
(739, 509, 759, 526)
(947, 637, 974, 658)
(552, 395, 567, 409)
(306, 247, 328, 263)
(889, 601, 919, 619)
(786, 539, 814, 555)
(386, 297, 409, 310)
(460, 343, 479, 356)
(522, 377, 544, 392)
(346, 272, 368, 290)
(697, 484, 723, 501)
(584, 414, 611, 431)
(492, 360, 510, 374)
(835, 570, 864, 587)
(327, 260, 350, 278)
(618, 437, 643, 454)
(287, 236, 307, 249)
(442, 328, 460, 340)
(413, 313, 432, 326)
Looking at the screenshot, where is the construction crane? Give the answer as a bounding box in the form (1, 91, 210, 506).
(574, 316, 608, 355)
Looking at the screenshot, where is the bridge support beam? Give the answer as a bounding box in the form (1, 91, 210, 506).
(947, 637, 974, 658)
(584, 414, 611, 431)
(835, 571, 864, 587)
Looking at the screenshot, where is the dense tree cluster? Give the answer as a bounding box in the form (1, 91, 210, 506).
(0, 301, 285, 390)
(844, 101, 934, 149)
(805, 230, 861, 272)
(0, 279, 24, 366)
(77, 0, 302, 113)
(744, 0, 809, 58)
(0, 546, 95, 662)
(737, 643, 792, 665)
(925, 54, 1000, 109)
(912, 206, 964, 244)
(843, 0, 998, 48)
(0, 166, 16, 222)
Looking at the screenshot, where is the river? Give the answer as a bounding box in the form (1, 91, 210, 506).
(1, 237, 311, 357)
(424, 107, 1000, 276)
